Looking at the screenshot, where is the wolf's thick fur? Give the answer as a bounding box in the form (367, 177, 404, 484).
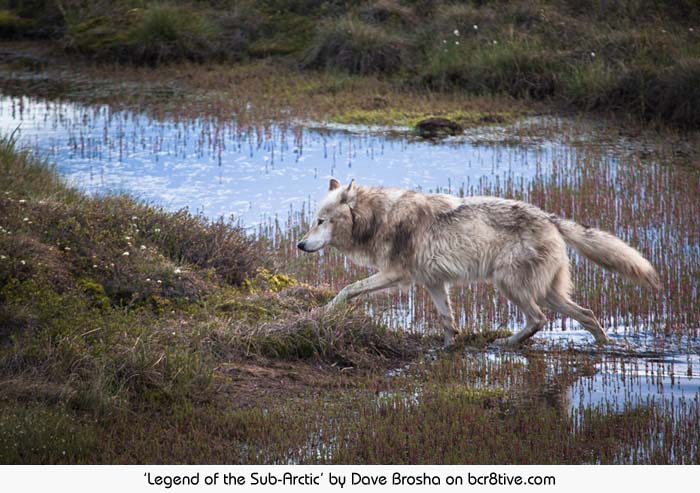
(298, 179, 660, 347)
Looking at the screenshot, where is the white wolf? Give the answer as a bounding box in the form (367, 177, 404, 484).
(297, 179, 660, 347)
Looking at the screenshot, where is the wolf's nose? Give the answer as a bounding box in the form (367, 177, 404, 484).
(297, 240, 307, 251)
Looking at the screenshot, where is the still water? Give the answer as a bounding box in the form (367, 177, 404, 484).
(1, 95, 561, 226)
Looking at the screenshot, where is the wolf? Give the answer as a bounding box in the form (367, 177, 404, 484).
(297, 179, 661, 347)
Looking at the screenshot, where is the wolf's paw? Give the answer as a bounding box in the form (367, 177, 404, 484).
(323, 297, 348, 311)
(594, 334, 612, 345)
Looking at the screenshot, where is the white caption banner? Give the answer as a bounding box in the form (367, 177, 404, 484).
(1, 465, 695, 493)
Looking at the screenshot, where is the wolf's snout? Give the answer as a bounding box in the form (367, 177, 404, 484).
(297, 240, 308, 251)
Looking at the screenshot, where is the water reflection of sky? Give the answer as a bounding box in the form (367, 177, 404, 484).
(1, 95, 562, 226)
(567, 352, 700, 412)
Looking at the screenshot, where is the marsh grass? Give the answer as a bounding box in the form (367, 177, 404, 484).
(2, 117, 700, 462)
(302, 14, 409, 75)
(82, 351, 700, 464)
(1, 53, 700, 462)
(9, 0, 697, 126)
(127, 3, 221, 64)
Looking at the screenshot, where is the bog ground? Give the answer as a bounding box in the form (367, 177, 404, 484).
(1, 1, 699, 464)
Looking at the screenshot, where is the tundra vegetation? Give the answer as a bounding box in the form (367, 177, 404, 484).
(0, 0, 699, 127)
(0, 0, 699, 465)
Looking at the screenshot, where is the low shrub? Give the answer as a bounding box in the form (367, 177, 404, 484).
(421, 37, 565, 99)
(64, 3, 222, 64)
(302, 15, 410, 75)
(127, 3, 221, 64)
(563, 58, 700, 128)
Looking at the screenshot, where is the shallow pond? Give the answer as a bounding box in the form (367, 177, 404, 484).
(2, 91, 699, 427)
(2, 94, 560, 227)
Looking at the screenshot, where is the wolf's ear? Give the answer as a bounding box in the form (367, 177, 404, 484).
(340, 179, 358, 206)
(329, 178, 341, 191)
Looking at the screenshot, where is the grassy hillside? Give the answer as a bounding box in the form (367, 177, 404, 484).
(0, 135, 419, 462)
(1, 0, 699, 127)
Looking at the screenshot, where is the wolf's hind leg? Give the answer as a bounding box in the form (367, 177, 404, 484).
(427, 283, 458, 347)
(542, 289, 610, 345)
(493, 284, 547, 347)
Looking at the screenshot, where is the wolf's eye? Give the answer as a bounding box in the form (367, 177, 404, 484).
(317, 219, 325, 225)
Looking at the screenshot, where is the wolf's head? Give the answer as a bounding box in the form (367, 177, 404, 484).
(297, 178, 358, 253)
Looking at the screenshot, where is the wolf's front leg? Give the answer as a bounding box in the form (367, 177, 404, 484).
(427, 283, 458, 347)
(326, 272, 401, 308)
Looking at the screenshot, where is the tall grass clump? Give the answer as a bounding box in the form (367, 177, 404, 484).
(127, 3, 221, 64)
(421, 36, 565, 98)
(561, 58, 700, 128)
(212, 302, 419, 368)
(302, 15, 410, 75)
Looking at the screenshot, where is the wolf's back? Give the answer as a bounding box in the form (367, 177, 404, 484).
(552, 217, 660, 289)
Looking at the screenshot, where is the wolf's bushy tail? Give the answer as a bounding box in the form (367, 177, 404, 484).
(552, 218, 661, 289)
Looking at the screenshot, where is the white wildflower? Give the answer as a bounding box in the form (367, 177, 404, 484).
(174, 268, 182, 274)
(157, 280, 162, 284)
(473, 24, 478, 30)
(125, 236, 131, 240)
(93, 264, 98, 268)
(590, 51, 596, 58)
(18, 199, 26, 204)
(154, 228, 161, 233)
(23, 217, 29, 222)
(455, 41, 460, 45)
(64, 246, 71, 251)
(0, 255, 6, 260)
(122, 251, 130, 257)
(493, 40, 498, 45)
(146, 278, 151, 282)
(131, 216, 138, 220)
(453, 29, 459, 36)
(20, 260, 26, 265)
(442, 39, 447, 44)
(140, 245, 147, 250)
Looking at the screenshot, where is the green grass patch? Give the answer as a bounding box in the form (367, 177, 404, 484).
(0, 401, 98, 464)
(330, 108, 515, 127)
